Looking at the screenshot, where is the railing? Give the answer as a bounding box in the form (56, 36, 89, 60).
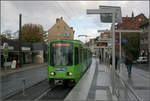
(113, 64, 143, 101)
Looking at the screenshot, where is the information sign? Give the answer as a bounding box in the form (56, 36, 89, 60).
(122, 38, 128, 43)
(99, 6, 122, 23)
(3, 43, 8, 59)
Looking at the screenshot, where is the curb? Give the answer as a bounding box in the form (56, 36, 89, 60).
(0, 63, 47, 78)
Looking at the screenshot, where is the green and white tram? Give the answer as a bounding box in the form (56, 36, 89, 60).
(48, 39, 92, 86)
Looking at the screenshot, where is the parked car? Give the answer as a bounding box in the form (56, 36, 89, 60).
(137, 56, 148, 64)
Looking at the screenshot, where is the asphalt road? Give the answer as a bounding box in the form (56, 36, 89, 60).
(5, 79, 73, 101)
(1, 64, 48, 99)
(1, 60, 149, 101)
(4, 79, 50, 100)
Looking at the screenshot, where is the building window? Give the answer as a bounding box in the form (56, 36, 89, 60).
(80, 48, 83, 63)
(64, 32, 70, 37)
(57, 26, 60, 30)
(64, 26, 66, 30)
(134, 24, 136, 28)
(84, 49, 87, 61)
(57, 33, 61, 36)
(138, 18, 142, 21)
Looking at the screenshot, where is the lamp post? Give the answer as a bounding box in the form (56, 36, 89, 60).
(19, 14, 22, 67)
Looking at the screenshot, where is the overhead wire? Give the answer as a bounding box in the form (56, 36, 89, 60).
(58, 2, 89, 42)
(50, 1, 96, 42)
(64, 2, 99, 42)
(55, 2, 81, 33)
(55, 2, 73, 25)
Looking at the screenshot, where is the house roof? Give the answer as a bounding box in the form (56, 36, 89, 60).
(48, 17, 74, 33)
(140, 21, 149, 28)
(117, 13, 148, 30)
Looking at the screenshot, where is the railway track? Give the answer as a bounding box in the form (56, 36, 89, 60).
(38, 85, 73, 100)
(34, 85, 57, 101)
(4, 79, 73, 101)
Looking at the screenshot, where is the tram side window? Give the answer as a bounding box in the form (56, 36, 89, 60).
(80, 48, 82, 63)
(50, 47, 54, 66)
(84, 49, 87, 61)
(75, 47, 79, 65)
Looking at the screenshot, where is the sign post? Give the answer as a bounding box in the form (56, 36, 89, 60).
(87, 5, 122, 95)
(3, 43, 8, 70)
(112, 12, 116, 95)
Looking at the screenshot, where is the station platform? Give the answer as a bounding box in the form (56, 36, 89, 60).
(65, 57, 150, 101)
(65, 58, 117, 101)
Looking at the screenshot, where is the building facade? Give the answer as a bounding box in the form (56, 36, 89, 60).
(117, 12, 148, 30)
(0, 39, 48, 68)
(48, 17, 74, 41)
(116, 12, 148, 59)
(139, 21, 149, 62)
(98, 32, 112, 62)
(88, 38, 96, 54)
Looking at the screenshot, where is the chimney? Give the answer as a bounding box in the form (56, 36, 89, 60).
(56, 18, 59, 23)
(132, 11, 134, 18)
(70, 27, 73, 30)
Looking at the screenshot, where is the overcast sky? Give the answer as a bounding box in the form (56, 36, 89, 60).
(1, 1, 149, 42)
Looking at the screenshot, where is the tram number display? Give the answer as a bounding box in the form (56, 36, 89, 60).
(55, 67, 67, 71)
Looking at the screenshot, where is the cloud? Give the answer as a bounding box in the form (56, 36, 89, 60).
(1, 1, 20, 33)
(1, 1, 149, 42)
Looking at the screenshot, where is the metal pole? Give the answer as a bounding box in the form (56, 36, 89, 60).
(5, 58, 7, 70)
(21, 78, 26, 96)
(104, 48, 106, 63)
(112, 12, 116, 94)
(119, 32, 122, 73)
(19, 14, 22, 67)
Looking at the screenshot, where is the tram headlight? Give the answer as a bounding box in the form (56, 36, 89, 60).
(50, 72, 55, 76)
(67, 72, 72, 76)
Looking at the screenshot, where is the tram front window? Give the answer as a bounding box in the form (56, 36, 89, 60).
(50, 42, 73, 66)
